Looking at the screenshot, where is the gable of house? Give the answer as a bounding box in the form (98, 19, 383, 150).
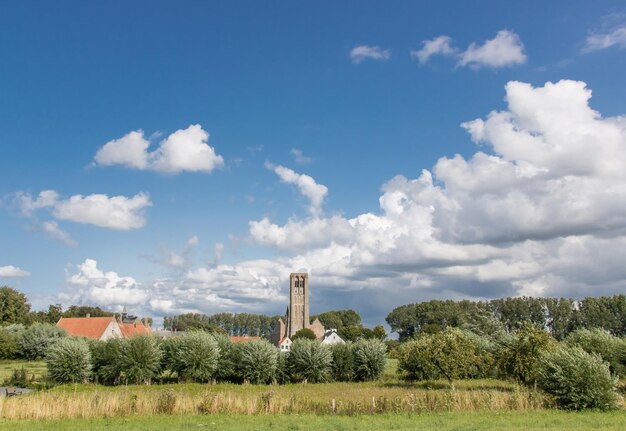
(57, 317, 122, 340)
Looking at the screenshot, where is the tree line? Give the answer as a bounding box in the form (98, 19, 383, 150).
(386, 295, 626, 341)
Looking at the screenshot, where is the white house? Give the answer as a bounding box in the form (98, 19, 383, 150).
(321, 329, 345, 346)
(278, 337, 292, 353)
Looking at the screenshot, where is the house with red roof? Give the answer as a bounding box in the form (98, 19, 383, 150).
(56, 308, 152, 340)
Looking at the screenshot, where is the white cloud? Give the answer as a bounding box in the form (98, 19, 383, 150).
(41, 221, 78, 247)
(265, 162, 328, 216)
(94, 124, 224, 174)
(411, 35, 456, 63)
(349, 45, 391, 64)
(0, 265, 30, 278)
(16, 190, 151, 230)
(290, 148, 313, 165)
(458, 30, 527, 69)
(161, 235, 199, 269)
(583, 25, 626, 52)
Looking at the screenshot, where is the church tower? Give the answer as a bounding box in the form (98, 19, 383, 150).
(287, 272, 309, 337)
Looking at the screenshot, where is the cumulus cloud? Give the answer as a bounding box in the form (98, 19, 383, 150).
(0, 265, 30, 278)
(349, 45, 391, 64)
(15, 190, 151, 230)
(162, 235, 199, 269)
(94, 124, 224, 174)
(583, 25, 626, 52)
(265, 163, 328, 216)
(58, 80, 626, 326)
(411, 35, 457, 63)
(458, 30, 527, 69)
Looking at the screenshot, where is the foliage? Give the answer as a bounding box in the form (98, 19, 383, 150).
(330, 342, 353, 381)
(90, 337, 124, 385)
(287, 339, 332, 383)
(119, 336, 162, 384)
(312, 309, 362, 331)
(176, 332, 220, 382)
(352, 338, 387, 381)
(2, 367, 33, 387)
(291, 328, 317, 340)
(0, 286, 31, 325)
(497, 322, 556, 384)
(163, 312, 279, 337)
(237, 339, 279, 384)
(537, 345, 621, 410)
(0, 328, 19, 359)
(213, 333, 238, 382)
(398, 328, 483, 384)
(565, 328, 626, 376)
(16, 323, 67, 360)
(46, 337, 92, 383)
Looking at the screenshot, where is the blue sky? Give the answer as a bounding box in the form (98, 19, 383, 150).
(2, 1, 626, 327)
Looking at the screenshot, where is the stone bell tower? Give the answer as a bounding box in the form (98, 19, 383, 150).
(287, 272, 309, 337)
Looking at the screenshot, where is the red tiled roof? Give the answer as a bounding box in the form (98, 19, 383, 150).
(230, 336, 261, 344)
(119, 321, 152, 338)
(57, 317, 116, 340)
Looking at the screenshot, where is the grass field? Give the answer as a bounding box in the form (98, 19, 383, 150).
(1, 411, 626, 431)
(0, 360, 46, 383)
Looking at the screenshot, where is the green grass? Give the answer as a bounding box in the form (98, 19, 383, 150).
(0, 360, 46, 383)
(1, 411, 625, 431)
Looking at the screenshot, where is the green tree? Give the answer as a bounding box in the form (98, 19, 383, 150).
(288, 339, 332, 383)
(566, 328, 626, 376)
(291, 328, 317, 340)
(398, 328, 482, 386)
(538, 345, 621, 410)
(89, 338, 124, 385)
(17, 323, 66, 360)
(497, 322, 555, 384)
(213, 333, 238, 382)
(330, 342, 353, 381)
(352, 339, 387, 381)
(46, 337, 92, 384)
(0, 286, 31, 325)
(176, 332, 220, 382)
(312, 310, 361, 331)
(119, 336, 162, 384)
(0, 329, 19, 359)
(237, 339, 279, 384)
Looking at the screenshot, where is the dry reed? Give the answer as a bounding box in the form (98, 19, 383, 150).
(0, 382, 551, 420)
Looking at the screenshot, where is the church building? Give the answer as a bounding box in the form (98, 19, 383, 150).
(271, 272, 325, 349)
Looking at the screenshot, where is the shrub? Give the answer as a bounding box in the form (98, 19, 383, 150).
(497, 322, 555, 384)
(352, 339, 386, 381)
(330, 342, 354, 381)
(46, 337, 92, 383)
(17, 323, 66, 360)
(176, 332, 220, 382)
(292, 328, 317, 340)
(89, 338, 124, 385)
(0, 329, 19, 359)
(288, 339, 332, 383)
(119, 336, 162, 384)
(156, 389, 177, 414)
(159, 336, 183, 377)
(397, 328, 481, 384)
(274, 350, 290, 384)
(538, 345, 621, 410)
(566, 328, 626, 376)
(238, 339, 279, 384)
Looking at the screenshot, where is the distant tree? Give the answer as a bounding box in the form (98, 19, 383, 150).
(46, 337, 92, 384)
(338, 325, 364, 342)
(0, 286, 31, 325)
(363, 325, 387, 341)
(291, 328, 317, 340)
(62, 305, 114, 318)
(312, 310, 361, 331)
(544, 298, 574, 340)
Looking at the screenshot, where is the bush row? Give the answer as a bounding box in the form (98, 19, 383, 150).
(45, 334, 387, 386)
(396, 326, 624, 410)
